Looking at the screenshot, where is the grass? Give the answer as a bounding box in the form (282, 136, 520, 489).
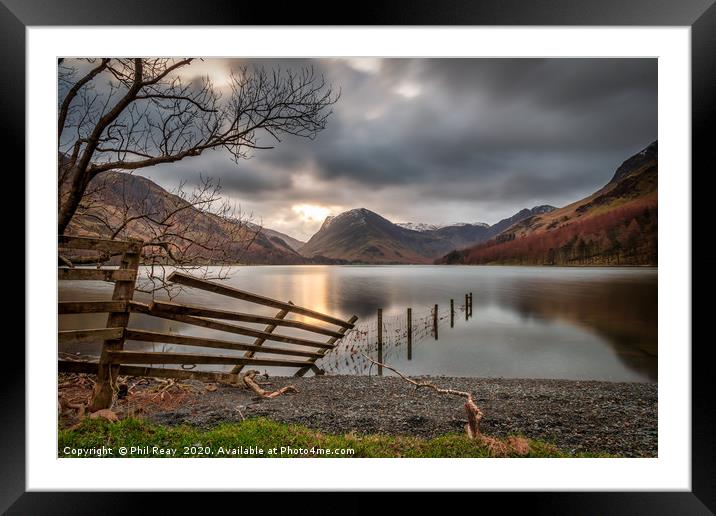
(58, 417, 611, 458)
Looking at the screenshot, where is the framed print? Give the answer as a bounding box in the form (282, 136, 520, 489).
(7, 0, 712, 511)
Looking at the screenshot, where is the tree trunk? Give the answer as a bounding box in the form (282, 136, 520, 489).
(58, 165, 86, 235)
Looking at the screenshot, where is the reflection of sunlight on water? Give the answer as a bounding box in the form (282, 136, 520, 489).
(291, 271, 329, 324)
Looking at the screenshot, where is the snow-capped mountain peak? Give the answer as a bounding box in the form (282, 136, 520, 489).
(396, 222, 440, 232)
(397, 221, 490, 232)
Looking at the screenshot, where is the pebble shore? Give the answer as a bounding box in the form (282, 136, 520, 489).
(146, 375, 657, 457)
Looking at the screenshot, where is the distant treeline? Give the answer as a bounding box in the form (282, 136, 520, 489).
(439, 200, 657, 266)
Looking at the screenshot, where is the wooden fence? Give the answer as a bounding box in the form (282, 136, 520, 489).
(314, 293, 474, 376)
(58, 235, 357, 410)
(372, 293, 473, 375)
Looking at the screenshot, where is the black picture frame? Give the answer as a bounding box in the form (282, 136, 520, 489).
(6, 0, 711, 512)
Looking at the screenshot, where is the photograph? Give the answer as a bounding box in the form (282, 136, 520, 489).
(56, 56, 659, 460)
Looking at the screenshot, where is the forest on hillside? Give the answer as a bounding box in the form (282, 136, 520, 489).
(439, 200, 657, 266)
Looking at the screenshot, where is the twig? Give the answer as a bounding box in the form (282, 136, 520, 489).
(358, 352, 532, 456)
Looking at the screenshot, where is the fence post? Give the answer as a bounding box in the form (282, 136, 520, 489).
(433, 304, 439, 340)
(89, 240, 141, 411)
(469, 292, 473, 317)
(377, 308, 383, 376)
(465, 294, 469, 320)
(407, 307, 412, 360)
(450, 299, 454, 327)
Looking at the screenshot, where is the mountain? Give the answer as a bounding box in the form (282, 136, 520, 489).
(429, 223, 492, 250)
(484, 205, 556, 238)
(439, 141, 658, 266)
(396, 221, 496, 252)
(66, 171, 309, 265)
(298, 206, 556, 264)
(299, 208, 455, 263)
(63, 143, 654, 268)
(396, 222, 442, 232)
(248, 224, 305, 252)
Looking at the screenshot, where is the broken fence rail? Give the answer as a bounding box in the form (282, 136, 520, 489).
(58, 235, 357, 409)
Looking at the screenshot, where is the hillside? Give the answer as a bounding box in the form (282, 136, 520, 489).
(258, 226, 306, 252)
(439, 142, 658, 266)
(66, 171, 309, 265)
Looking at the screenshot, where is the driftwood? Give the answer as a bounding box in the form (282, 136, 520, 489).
(360, 353, 483, 438)
(59, 367, 297, 433)
(359, 353, 529, 456)
(242, 370, 298, 398)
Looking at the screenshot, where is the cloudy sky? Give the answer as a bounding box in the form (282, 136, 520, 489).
(141, 58, 657, 241)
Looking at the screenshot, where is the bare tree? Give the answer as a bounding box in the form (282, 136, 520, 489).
(62, 170, 262, 297)
(57, 58, 337, 289)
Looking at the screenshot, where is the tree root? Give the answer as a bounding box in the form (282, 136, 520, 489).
(359, 353, 529, 456)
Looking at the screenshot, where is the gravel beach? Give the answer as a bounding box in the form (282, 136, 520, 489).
(141, 375, 657, 457)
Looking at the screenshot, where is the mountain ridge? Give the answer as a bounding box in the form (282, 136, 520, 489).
(66, 171, 310, 265)
(63, 140, 655, 267)
(438, 141, 658, 266)
(396, 221, 490, 232)
(298, 205, 556, 264)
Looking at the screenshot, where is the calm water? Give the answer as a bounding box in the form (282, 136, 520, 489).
(59, 265, 657, 382)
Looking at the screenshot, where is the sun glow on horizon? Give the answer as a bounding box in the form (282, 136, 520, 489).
(291, 203, 333, 223)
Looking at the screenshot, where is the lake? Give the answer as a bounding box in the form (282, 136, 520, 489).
(59, 265, 657, 382)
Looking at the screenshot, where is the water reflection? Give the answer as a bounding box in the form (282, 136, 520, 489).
(59, 265, 657, 382)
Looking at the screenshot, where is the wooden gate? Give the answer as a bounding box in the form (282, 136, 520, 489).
(58, 235, 357, 410)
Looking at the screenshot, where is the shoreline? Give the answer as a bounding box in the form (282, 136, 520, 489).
(133, 263, 658, 267)
(60, 374, 657, 457)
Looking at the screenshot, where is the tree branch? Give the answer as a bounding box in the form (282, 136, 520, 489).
(58, 59, 109, 139)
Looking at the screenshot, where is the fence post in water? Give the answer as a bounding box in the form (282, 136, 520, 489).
(407, 307, 413, 360)
(465, 294, 469, 320)
(469, 292, 473, 317)
(450, 299, 455, 327)
(377, 308, 383, 376)
(433, 304, 439, 340)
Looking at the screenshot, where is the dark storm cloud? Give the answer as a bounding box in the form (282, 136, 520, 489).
(145, 57, 656, 237)
(249, 58, 656, 182)
(143, 150, 293, 195)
